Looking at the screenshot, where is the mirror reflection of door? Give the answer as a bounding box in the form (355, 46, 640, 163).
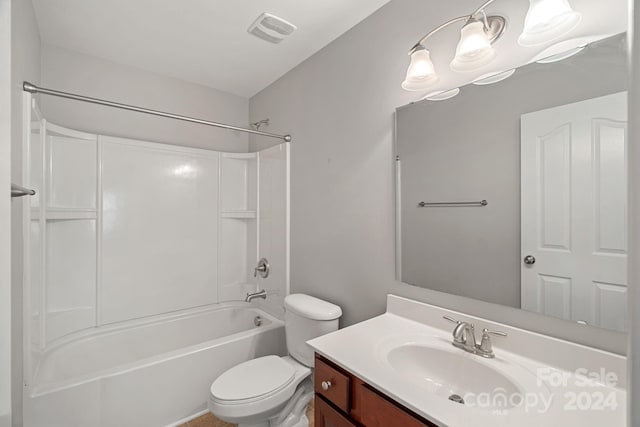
(521, 92, 628, 331)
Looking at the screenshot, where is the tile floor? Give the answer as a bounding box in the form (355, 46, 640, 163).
(179, 401, 315, 427)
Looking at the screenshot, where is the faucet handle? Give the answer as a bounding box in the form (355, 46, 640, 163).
(483, 328, 507, 337)
(443, 315, 461, 325)
(477, 328, 507, 358)
(253, 258, 270, 278)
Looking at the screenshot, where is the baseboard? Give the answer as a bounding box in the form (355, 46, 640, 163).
(166, 409, 209, 427)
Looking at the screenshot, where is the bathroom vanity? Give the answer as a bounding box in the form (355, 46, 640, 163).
(308, 295, 626, 427)
(314, 354, 435, 427)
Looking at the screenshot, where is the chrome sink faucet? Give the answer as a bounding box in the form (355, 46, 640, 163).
(444, 316, 506, 358)
(452, 320, 477, 353)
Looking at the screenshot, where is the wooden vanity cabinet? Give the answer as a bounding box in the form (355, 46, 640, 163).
(314, 354, 438, 427)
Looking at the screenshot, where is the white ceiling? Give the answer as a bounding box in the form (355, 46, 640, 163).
(31, 0, 391, 98)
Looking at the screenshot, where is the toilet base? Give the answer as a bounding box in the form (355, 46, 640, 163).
(237, 411, 309, 427)
(284, 413, 309, 427)
(238, 415, 309, 427)
(269, 378, 313, 427)
(234, 378, 312, 427)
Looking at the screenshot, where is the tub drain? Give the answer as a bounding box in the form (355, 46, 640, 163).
(254, 316, 262, 326)
(448, 394, 465, 405)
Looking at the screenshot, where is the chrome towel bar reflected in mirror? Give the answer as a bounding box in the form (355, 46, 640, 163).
(11, 183, 36, 198)
(418, 200, 487, 207)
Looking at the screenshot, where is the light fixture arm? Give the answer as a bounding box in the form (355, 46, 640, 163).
(478, 10, 490, 30)
(470, 0, 500, 18)
(409, 0, 504, 53)
(411, 15, 470, 52)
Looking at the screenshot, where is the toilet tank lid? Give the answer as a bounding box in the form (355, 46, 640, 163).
(284, 294, 342, 321)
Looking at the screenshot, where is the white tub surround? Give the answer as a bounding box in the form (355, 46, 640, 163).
(25, 304, 285, 426)
(308, 295, 626, 427)
(23, 101, 289, 347)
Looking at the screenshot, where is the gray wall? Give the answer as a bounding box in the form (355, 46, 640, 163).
(1, 0, 12, 424)
(627, 0, 639, 423)
(398, 39, 627, 309)
(10, 0, 40, 425)
(249, 0, 626, 354)
(40, 44, 250, 152)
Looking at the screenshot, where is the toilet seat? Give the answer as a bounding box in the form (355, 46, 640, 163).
(209, 356, 311, 424)
(210, 356, 296, 404)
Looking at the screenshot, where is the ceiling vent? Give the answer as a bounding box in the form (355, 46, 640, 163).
(248, 13, 297, 44)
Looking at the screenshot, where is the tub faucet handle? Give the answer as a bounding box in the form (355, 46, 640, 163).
(254, 258, 270, 278)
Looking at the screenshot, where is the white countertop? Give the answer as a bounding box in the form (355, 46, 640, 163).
(307, 295, 626, 427)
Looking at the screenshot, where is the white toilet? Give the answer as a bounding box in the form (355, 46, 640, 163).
(208, 294, 342, 427)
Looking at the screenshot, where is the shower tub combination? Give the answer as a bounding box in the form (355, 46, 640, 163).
(21, 95, 291, 426)
(25, 303, 285, 426)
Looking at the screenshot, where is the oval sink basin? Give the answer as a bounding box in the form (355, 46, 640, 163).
(386, 344, 523, 408)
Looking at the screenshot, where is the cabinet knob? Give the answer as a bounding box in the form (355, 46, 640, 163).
(321, 380, 332, 391)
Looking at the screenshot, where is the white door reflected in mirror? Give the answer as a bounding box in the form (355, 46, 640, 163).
(520, 92, 628, 331)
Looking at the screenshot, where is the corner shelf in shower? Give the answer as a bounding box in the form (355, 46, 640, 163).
(31, 207, 97, 220)
(220, 210, 257, 219)
(222, 152, 257, 160)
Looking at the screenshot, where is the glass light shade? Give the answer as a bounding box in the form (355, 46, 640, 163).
(402, 47, 438, 91)
(450, 21, 496, 72)
(518, 0, 581, 47)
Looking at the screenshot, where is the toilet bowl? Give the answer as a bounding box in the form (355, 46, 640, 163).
(209, 356, 311, 427)
(208, 294, 342, 427)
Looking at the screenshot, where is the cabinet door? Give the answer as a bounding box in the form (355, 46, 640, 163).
(360, 383, 436, 427)
(315, 356, 351, 412)
(315, 396, 356, 427)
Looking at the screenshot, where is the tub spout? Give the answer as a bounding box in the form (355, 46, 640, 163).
(245, 289, 267, 302)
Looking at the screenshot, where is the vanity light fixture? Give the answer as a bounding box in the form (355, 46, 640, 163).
(518, 0, 581, 46)
(450, 17, 499, 72)
(402, 0, 581, 91)
(402, 3, 506, 91)
(402, 46, 438, 91)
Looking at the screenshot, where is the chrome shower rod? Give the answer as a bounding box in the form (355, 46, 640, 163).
(23, 82, 292, 142)
(11, 183, 36, 198)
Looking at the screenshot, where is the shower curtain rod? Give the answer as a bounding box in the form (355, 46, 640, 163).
(23, 81, 292, 142)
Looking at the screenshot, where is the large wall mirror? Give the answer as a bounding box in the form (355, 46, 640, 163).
(396, 33, 628, 332)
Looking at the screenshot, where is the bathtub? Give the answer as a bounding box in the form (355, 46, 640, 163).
(24, 303, 286, 427)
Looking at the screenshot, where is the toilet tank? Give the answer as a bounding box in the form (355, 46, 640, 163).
(284, 294, 342, 367)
